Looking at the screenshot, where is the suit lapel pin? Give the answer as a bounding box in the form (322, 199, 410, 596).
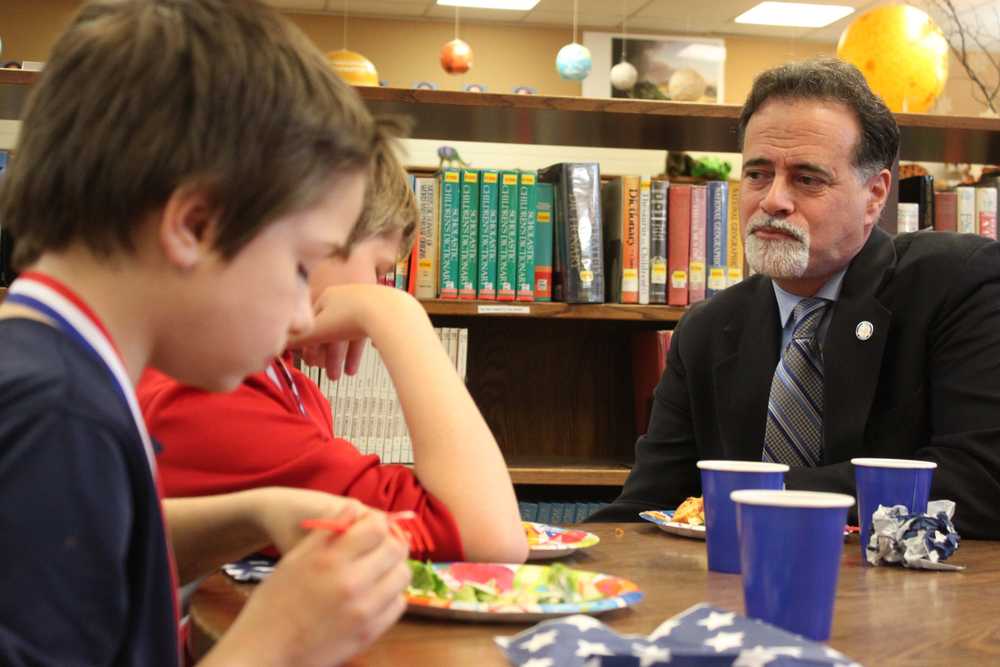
(855, 320, 874, 341)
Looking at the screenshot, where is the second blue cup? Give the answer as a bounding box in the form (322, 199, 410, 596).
(851, 457, 936, 562)
(697, 460, 789, 573)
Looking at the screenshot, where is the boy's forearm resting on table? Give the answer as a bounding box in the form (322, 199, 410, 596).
(302, 286, 528, 563)
(163, 491, 272, 585)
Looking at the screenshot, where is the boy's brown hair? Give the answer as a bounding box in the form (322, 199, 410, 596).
(347, 117, 419, 258)
(0, 0, 375, 269)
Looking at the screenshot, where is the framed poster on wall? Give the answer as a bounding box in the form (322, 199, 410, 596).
(582, 31, 725, 103)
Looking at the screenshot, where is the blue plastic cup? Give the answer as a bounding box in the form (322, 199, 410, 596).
(851, 457, 936, 562)
(731, 489, 854, 641)
(696, 460, 788, 573)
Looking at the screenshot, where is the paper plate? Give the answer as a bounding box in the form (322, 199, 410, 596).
(405, 562, 643, 622)
(639, 510, 706, 540)
(639, 510, 857, 541)
(524, 521, 600, 560)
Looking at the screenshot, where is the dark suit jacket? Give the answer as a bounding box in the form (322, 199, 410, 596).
(590, 228, 1000, 538)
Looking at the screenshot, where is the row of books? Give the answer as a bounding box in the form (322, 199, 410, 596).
(603, 177, 744, 306)
(390, 164, 746, 307)
(295, 327, 468, 464)
(897, 175, 998, 237)
(518, 501, 609, 524)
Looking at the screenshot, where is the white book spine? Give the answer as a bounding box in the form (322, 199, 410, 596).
(957, 186, 976, 234)
(360, 342, 378, 459)
(333, 363, 347, 439)
(897, 202, 919, 233)
(638, 177, 652, 305)
(415, 176, 440, 299)
(457, 328, 469, 383)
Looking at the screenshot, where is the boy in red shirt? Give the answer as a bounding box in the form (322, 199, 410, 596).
(139, 121, 528, 564)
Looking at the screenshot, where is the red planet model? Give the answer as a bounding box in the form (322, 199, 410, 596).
(440, 38, 473, 75)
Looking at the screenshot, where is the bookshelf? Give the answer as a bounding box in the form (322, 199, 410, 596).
(4, 72, 1000, 490)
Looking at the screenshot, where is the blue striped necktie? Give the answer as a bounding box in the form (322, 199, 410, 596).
(763, 297, 829, 467)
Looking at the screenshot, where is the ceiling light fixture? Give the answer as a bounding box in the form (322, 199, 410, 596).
(437, 0, 540, 10)
(735, 2, 855, 28)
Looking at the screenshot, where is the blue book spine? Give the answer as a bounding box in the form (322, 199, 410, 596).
(706, 181, 729, 298)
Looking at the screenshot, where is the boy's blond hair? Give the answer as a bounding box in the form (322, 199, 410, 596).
(0, 0, 374, 269)
(347, 117, 419, 258)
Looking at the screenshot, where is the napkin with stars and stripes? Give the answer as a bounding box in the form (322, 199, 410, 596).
(495, 604, 860, 667)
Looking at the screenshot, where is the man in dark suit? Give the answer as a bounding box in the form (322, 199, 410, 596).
(590, 58, 1000, 538)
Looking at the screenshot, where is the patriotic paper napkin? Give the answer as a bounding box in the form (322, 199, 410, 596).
(222, 556, 275, 582)
(495, 604, 860, 667)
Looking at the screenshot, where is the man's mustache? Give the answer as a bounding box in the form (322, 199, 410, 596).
(746, 217, 806, 243)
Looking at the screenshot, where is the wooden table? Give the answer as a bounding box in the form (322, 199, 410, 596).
(190, 523, 1000, 665)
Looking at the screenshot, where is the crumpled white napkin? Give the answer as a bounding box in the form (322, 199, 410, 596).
(866, 500, 964, 571)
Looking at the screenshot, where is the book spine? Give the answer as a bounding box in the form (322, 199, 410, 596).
(934, 191, 957, 233)
(957, 186, 976, 234)
(726, 181, 743, 287)
(706, 180, 728, 297)
(601, 178, 623, 302)
(538, 162, 604, 303)
(897, 202, 920, 233)
(438, 168, 461, 299)
(688, 184, 708, 304)
(516, 171, 537, 302)
(394, 257, 408, 290)
(638, 177, 652, 305)
(414, 176, 440, 299)
(477, 169, 499, 300)
(667, 184, 691, 306)
(497, 171, 519, 301)
(977, 186, 998, 239)
(621, 175, 640, 304)
(534, 182, 554, 301)
(457, 327, 468, 383)
(649, 178, 669, 304)
(396, 173, 416, 290)
(458, 169, 480, 299)
(921, 183, 935, 230)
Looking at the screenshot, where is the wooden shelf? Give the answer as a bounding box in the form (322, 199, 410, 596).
(420, 299, 685, 322)
(404, 459, 630, 486)
(508, 463, 630, 486)
(357, 86, 1000, 164)
(3, 72, 998, 162)
(0, 287, 6, 302)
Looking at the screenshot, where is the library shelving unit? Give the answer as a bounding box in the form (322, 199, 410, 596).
(3, 71, 1000, 489)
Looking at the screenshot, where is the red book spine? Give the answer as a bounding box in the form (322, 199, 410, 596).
(667, 185, 692, 306)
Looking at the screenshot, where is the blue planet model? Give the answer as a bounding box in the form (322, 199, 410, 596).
(556, 42, 592, 81)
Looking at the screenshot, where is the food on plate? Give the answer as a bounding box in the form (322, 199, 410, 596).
(406, 560, 610, 606)
(672, 496, 705, 526)
(523, 522, 591, 546)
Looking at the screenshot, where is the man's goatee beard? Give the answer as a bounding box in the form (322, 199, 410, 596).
(744, 217, 810, 278)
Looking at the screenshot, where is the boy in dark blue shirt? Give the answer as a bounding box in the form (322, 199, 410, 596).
(0, 1, 410, 664)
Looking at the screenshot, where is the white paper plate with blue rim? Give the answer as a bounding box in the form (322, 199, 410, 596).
(639, 510, 706, 540)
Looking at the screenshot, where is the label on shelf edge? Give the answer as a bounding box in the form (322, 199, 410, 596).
(478, 304, 531, 315)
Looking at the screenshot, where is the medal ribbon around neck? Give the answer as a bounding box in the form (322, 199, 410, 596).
(6, 272, 157, 472)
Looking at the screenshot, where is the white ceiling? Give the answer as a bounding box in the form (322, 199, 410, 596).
(264, 0, 1000, 44)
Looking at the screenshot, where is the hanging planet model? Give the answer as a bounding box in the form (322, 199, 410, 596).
(836, 5, 948, 113)
(440, 39, 473, 75)
(556, 42, 592, 81)
(610, 61, 638, 91)
(326, 49, 379, 87)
